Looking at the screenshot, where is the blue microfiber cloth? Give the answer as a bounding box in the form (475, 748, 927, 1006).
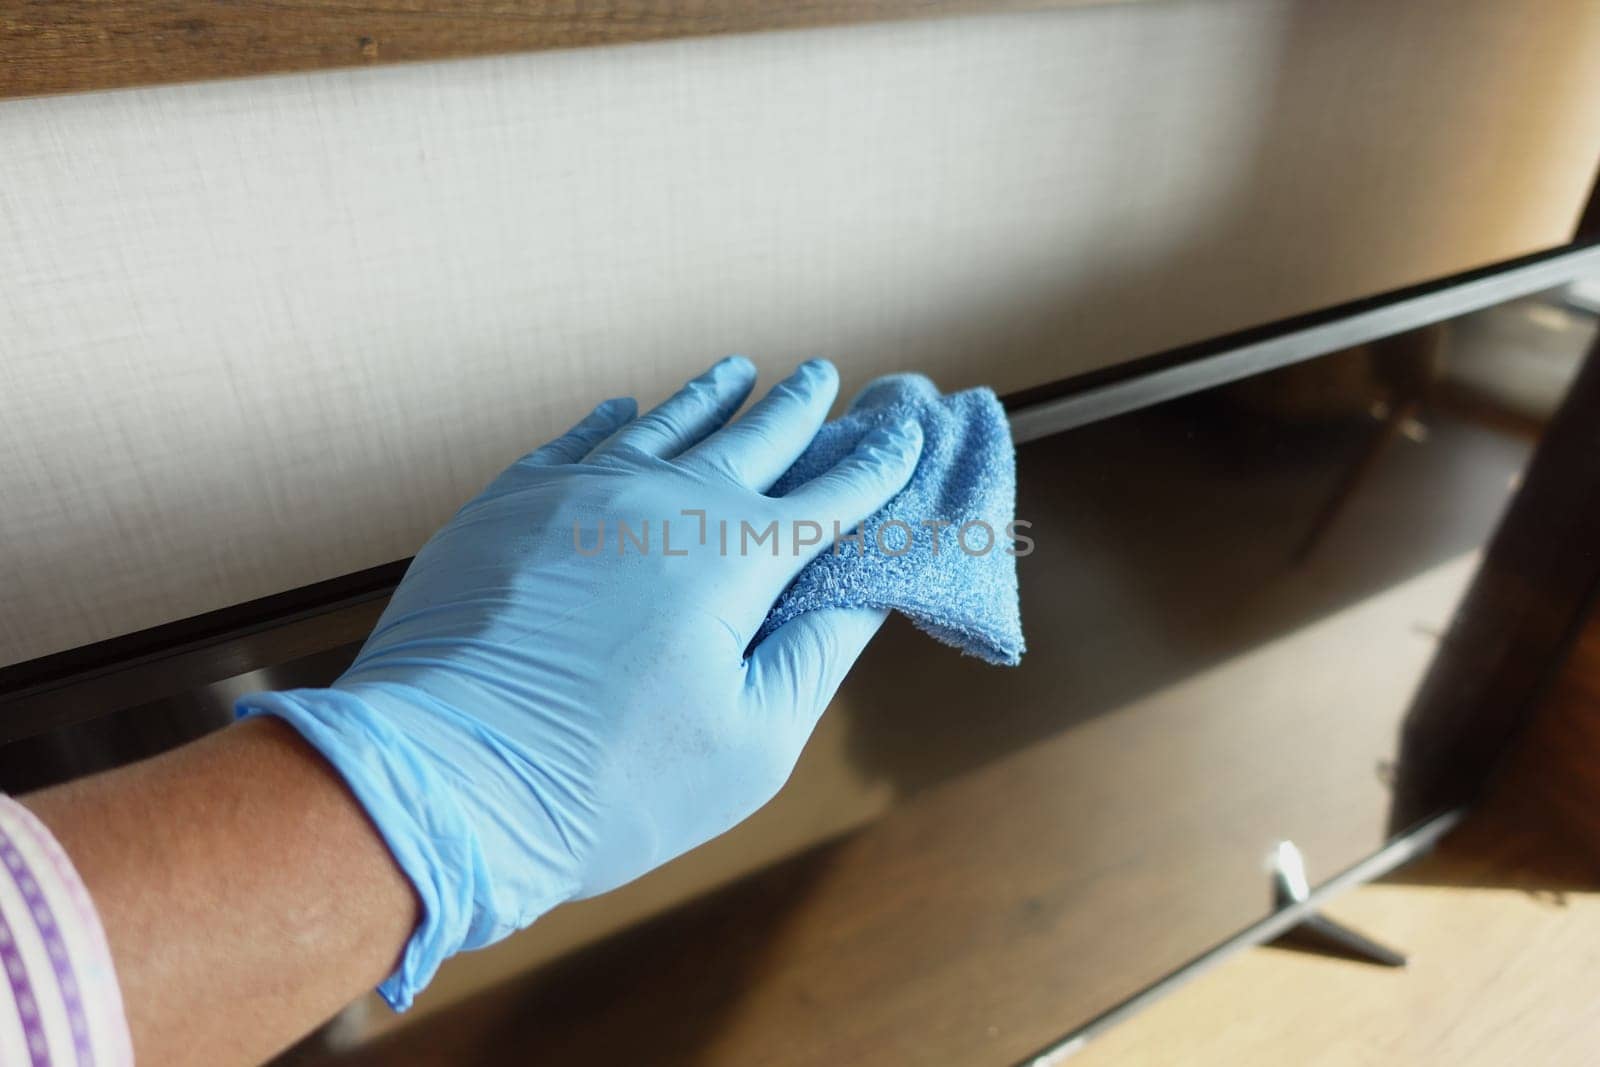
(759, 374, 1024, 666)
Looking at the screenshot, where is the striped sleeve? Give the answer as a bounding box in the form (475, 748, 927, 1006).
(0, 795, 133, 1067)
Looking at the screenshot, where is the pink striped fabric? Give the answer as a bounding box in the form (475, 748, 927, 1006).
(0, 796, 132, 1067)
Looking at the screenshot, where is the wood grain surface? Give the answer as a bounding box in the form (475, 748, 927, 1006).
(0, 0, 1108, 99)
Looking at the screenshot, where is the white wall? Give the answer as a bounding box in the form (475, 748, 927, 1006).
(3, 0, 1598, 667)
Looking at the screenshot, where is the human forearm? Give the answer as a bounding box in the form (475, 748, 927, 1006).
(23, 717, 417, 1067)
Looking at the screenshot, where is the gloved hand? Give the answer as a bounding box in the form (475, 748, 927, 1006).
(237, 356, 923, 1009)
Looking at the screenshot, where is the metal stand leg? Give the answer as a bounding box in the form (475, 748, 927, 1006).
(1021, 810, 1460, 1064)
(1268, 841, 1406, 967)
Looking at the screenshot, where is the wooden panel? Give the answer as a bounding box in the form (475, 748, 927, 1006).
(0, 0, 1106, 100)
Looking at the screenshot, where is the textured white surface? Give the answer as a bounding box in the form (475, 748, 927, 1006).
(3, 0, 1599, 666)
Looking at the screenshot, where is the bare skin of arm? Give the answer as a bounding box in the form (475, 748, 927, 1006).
(22, 717, 418, 1067)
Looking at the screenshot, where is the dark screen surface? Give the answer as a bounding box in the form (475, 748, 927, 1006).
(4, 288, 1598, 1066)
(252, 290, 1600, 1065)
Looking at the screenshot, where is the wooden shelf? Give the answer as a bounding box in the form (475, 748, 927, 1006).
(1, 0, 1109, 100)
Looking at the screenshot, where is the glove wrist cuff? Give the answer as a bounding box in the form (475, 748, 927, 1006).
(235, 687, 492, 1010)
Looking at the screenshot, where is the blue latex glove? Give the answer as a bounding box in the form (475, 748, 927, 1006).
(236, 356, 923, 1009)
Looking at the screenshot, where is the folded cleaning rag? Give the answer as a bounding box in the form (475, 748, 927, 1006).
(759, 373, 1024, 666)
